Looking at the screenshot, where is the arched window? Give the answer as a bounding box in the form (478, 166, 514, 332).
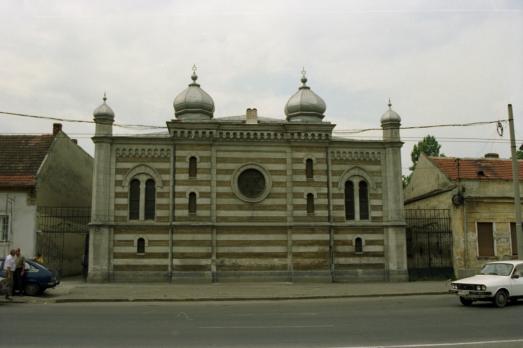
(306, 193, 315, 214)
(355, 237, 363, 253)
(345, 181, 355, 220)
(305, 159, 313, 179)
(359, 180, 369, 220)
(129, 179, 140, 220)
(144, 179, 156, 220)
(188, 192, 197, 214)
(137, 237, 145, 254)
(189, 156, 197, 178)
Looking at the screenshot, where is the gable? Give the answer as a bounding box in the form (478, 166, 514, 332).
(0, 134, 54, 187)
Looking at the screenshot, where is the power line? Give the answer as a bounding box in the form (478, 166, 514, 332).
(333, 119, 507, 134)
(1, 110, 510, 133)
(0, 111, 165, 130)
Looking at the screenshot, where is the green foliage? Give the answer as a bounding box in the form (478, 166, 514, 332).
(410, 135, 443, 171)
(404, 135, 444, 186)
(517, 150, 523, 160)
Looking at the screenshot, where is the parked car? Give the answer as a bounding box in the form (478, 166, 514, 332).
(449, 260, 523, 307)
(0, 258, 60, 296)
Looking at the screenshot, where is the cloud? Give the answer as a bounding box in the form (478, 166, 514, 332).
(0, 0, 521, 169)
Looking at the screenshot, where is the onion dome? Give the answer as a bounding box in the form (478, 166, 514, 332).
(173, 66, 215, 121)
(285, 70, 326, 123)
(380, 99, 401, 124)
(93, 93, 115, 121)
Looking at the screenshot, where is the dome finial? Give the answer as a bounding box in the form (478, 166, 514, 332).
(300, 67, 308, 86)
(103, 92, 107, 103)
(388, 98, 392, 109)
(191, 64, 198, 83)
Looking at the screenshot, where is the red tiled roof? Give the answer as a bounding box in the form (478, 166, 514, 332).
(0, 134, 54, 187)
(429, 156, 523, 181)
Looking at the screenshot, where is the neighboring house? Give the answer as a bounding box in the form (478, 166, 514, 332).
(0, 123, 93, 275)
(89, 71, 407, 283)
(404, 153, 523, 278)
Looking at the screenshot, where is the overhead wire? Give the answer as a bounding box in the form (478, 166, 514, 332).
(0, 110, 517, 142)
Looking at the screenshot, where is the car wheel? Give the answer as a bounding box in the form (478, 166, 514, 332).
(493, 290, 509, 308)
(459, 297, 473, 306)
(24, 283, 41, 297)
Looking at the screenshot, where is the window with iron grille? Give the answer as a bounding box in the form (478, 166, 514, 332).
(305, 159, 313, 179)
(129, 179, 140, 220)
(359, 180, 369, 220)
(0, 215, 8, 241)
(306, 193, 315, 214)
(144, 179, 156, 220)
(345, 181, 355, 220)
(189, 156, 197, 178)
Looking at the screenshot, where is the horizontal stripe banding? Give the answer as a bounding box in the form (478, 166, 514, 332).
(335, 251, 384, 258)
(113, 265, 168, 271)
(114, 252, 169, 259)
(335, 263, 385, 270)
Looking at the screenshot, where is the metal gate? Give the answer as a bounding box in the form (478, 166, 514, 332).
(405, 209, 453, 280)
(36, 207, 90, 277)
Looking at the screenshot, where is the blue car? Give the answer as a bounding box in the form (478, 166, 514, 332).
(0, 258, 60, 296)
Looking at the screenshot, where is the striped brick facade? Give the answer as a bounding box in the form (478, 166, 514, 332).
(92, 117, 406, 283)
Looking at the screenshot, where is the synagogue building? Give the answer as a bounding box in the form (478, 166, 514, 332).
(88, 70, 407, 282)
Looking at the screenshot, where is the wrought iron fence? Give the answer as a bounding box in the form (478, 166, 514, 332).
(405, 209, 454, 280)
(37, 207, 91, 277)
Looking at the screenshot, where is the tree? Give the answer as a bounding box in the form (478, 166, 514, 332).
(404, 135, 444, 187)
(517, 150, 523, 160)
(410, 135, 443, 171)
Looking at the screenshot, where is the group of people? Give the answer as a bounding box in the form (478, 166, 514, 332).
(2, 248, 42, 300)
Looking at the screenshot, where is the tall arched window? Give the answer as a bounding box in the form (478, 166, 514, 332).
(129, 179, 140, 220)
(305, 159, 313, 179)
(355, 237, 363, 253)
(359, 180, 369, 220)
(137, 237, 145, 254)
(188, 192, 197, 214)
(306, 193, 315, 214)
(144, 179, 156, 220)
(345, 181, 355, 220)
(189, 156, 197, 178)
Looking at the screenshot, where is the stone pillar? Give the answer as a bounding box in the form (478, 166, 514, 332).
(381, 105, 408, 281)
(88, 96, 115, 282)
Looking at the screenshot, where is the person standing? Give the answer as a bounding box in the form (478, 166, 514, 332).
(14, 248, 26, 295)
(3, 249, 16, 300)
(34, 252, 45, 265)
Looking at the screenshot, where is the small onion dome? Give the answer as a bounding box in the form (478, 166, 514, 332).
(285, 73, 326, 123)
(173, 69, 215, 121)
(380, 99, 401, 124)
(93, 93, 115, 120)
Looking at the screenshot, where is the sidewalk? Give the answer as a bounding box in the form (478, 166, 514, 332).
(8, 278, 451, 304)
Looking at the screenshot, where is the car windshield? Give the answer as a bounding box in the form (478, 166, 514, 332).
(480, 263, 514, 276)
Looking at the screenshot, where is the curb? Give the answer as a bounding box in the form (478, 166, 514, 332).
(50, 291, 450, 304)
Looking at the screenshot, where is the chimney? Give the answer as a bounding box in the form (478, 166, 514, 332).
(484, 153, 499, 159)
(72, 139, 78, 144)
(53, 123, 62, 135)
(246, 108, 258, 124)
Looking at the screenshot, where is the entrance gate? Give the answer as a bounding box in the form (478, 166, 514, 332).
(36, 207, 90, 277)
(405, 209, 453, 280)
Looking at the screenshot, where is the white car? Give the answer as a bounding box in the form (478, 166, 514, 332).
(449, 260, 523, 307)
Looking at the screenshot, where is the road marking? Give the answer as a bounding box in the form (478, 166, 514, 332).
(331, 338, 523, 348)
(201, 324, 334, 329)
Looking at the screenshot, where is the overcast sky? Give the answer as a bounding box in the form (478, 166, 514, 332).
(1, 0, 522, 174)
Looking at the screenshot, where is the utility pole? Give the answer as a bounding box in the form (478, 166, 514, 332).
(508, 104, 523, 258)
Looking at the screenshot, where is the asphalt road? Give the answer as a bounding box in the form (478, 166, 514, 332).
(1, 295, 523, 348)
